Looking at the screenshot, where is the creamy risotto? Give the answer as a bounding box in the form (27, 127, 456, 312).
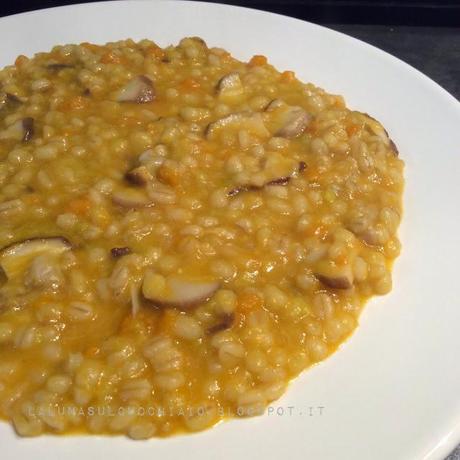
(0, 37, 404, 438)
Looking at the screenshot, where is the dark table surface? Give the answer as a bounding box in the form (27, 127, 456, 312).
(327, 24, 459, 101)
(1, 3, 459, 457)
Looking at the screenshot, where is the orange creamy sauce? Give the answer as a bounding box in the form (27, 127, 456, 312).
(0, 38, 403, 438)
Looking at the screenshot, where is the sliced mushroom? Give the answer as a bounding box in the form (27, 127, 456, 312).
(6, 93, 23, 104)
(0, 237, 71, 280)
(0, 266, 7, 288)
(138, 148, 156, 164)
(156, 163, 181, 187)
(125, 166, 153, 186)
(205, 112, 269, 140)
(227, 177, 286, 197)
(143, 273, 220, 310)
(205, 112, 246, 138)
(207, 313, 234, 334)
(264, 99, 285, 112)
(47, 63, 74, 71)
(349, 227, 383, 247)
(24, 254, 64, 291)
(265, 176, 291, 186)
(112, 188, 153, 208)
(360, 112, 398, 155)
(217, 72, 241, 91)
(228, 161, 304, 197)
(1, 92, 23, 111)
(315, 274, 352, 290)
(227, 184, 260, 197)
(314, 262, 353, 290)
(116, 76, 155, 103)
(346, 213, 383, 246)
(0, 117, 34, 142)
(111, 247, 132, 258)
(275, 106, 311, 138)
(22, 118, 34, 142)
(389, 139, 399, 156)
(216, 72, 244, 101)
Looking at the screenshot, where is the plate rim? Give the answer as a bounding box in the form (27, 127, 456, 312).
(0, 2, 459, 459)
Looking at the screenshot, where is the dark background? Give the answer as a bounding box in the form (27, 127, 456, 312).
(1, 0, 460, 26)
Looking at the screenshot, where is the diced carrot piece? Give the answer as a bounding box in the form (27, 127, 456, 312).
(100, 51, 122, 64)
(22, 194, 40, 205)
(119, 312, 158, 335)
(15, 55, 29, 68)
(248, 55, 268, 67)
(334, 96, 346, 108)
(346, 124, 360, 137)
(156, 164, 180, 186)
(49, 50, 64, 61)
(180, 77, 201, 91)
(333, 254, 348, 265)
(81, 42, 102, 52)
(85, 346, 100, 358)
(145, 45, 165, 60)
(305, 166, 319, 181)
(159, 309, 178, 334)
(281, 70, 296, 83)
(237, 292, 264, 313)
(68, 96, 88, 111)
(22, 193, 40, 204)
(234, 292, 264, 328)
(88, 207, 110, 229)
(119, 315, 134, 334)
(68, 197, 91, 215)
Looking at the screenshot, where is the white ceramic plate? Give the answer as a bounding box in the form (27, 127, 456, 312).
(1, 1, 460, 459)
